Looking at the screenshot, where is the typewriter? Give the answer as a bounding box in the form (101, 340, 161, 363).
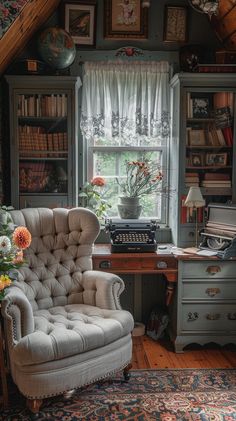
(199, 203, 236, 259)
(106, 219, 158, 253)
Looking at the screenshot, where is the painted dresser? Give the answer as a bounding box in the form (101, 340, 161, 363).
(171, 256, 236, 353)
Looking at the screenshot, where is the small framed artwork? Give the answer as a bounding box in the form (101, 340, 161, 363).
(104, 0, 148, 40)
(188, 129, 205, 146)
(190, 153, 203, 167)
(206, 153, 227, 166)
(192, 97, 210, 118)
(63, 1, 96, 46)
(163, 6, 187, 43)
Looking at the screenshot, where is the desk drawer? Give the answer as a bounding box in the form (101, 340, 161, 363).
(93, 258, 140, 270)
(141, 257, 177, 269)
(182, 280, 236, 300)
(182, 261, 236, 279)
(181, 303, 236, 332)
(93, 256, 178, 271)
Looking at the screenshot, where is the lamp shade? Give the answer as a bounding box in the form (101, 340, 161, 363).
(184, 186, 205, 208)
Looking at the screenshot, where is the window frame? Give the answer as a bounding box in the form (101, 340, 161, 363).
(87, 144, 168, 223)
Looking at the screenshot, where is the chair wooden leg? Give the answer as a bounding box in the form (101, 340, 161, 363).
(26, 398, 43, 413)
(123, 363, 132, 381)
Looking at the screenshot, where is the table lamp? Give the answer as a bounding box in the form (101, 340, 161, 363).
(184, 186, 205, 248)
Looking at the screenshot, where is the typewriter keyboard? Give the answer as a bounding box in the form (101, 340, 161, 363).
(114, 232, 152, 244)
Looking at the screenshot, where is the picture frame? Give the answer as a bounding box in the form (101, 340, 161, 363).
(104, 0, 148, 40)
(188, 129, 206, 146)
(63, 1, 96, 46)
(192, 97, 210, 118)
(206, 153, 227, 166)
(163, 6, 187, 43)
(190, 153, 203, 167)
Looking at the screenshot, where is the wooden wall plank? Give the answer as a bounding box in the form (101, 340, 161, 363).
(0, 0, 60, 75)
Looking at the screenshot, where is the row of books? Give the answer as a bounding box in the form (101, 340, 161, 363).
(186, 91, 234, 123)
(17, 94, 68, 118)
(19, 129, 68, 157)
(19, 162, 53, 193)
(185, 172, 231, 188)
(186, 126, 233, 146)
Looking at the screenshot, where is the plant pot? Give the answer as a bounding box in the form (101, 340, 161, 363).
(118, 196, 142, 219)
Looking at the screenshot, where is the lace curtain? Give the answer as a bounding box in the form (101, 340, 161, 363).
(80, 61, 170, 147)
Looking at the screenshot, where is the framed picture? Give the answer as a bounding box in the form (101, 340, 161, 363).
(188, 129, 205, 146)
(163, 6, 187, 43)
(190, 153, 203, 167)
(104, 0, 148, 40)
(63, 1, 96, 46)
(192, 97, 210, 118)
(206, 153, 227, 166)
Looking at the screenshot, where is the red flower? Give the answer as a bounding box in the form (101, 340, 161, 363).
(91, 177, 106, 187)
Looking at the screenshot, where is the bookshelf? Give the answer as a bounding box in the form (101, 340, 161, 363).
(169, 73, 236, 247)
(5, 76, 81, 209)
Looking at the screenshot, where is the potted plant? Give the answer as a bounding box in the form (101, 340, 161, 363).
(79, 176, 112, 223)
(116, 160, 163, 219)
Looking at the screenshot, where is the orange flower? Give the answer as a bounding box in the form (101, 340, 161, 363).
(12, 226, 31, 250)
(12, 249, 24, 264)
(91, 176, 106, 187)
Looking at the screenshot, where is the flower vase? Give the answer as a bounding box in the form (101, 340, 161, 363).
(118, 197, 142, 219)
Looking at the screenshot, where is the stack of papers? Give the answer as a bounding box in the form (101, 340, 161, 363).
(196, 249, 218, 256)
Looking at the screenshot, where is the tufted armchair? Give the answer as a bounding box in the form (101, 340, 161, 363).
(1, 207, 134, 413)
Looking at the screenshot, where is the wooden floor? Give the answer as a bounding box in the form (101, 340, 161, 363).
(132, 335, 236, 369)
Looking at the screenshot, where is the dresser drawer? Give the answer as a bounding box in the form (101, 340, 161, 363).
(181, 303, 236, 332)
(182, 280, 236, 300)
(182, 261, 236, 279)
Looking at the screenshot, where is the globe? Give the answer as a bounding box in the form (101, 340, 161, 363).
(38, 27, 76, 70)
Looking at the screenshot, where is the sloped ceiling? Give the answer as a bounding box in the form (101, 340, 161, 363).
(0, 0, 60, 75)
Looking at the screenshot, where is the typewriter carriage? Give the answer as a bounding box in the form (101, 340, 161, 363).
(199, 203, 236, 258)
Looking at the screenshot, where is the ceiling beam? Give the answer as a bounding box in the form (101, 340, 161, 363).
(0, 0, 61, 75)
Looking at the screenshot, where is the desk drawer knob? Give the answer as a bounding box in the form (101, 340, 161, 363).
(157, 261, 168, 269)
(206, 265, 221, 275)
(99, 261, 111, 269)
(206, 313, 220, 320)
(205, 287, 220, 297)
(188, 312, 199, 321)
(227, 313, 236, 320)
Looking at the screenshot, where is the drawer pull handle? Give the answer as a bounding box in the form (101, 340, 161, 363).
(188, 312, 199, 321)
(227, 313, 236, 320)
(206, 265, 221, 275)
(205, 287, 220, 297)
(206, 313, 220, 320)
(99, 260, 111, 269)
(157, 261, 168, 269)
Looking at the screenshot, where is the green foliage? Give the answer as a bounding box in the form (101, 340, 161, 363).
(79, 181, 112, 221)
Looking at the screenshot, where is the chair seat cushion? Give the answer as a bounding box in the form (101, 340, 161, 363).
(12, 304, 134, 366)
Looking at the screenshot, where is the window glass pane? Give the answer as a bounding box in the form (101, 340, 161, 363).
(90, 149, 164, 219)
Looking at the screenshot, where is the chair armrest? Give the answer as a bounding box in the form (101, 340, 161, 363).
(82, 270, 124, 310)
(1, 286, 34, 342)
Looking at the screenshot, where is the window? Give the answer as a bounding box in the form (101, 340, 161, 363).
(80, 61, 170, 222)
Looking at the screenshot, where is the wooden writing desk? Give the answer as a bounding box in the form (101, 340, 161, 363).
(92, 244, 178, 311)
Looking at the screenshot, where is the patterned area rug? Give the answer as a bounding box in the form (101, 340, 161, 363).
(1, 369, 236, 420)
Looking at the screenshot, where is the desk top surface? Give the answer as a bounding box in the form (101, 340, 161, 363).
(92, 244, 235, 261)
